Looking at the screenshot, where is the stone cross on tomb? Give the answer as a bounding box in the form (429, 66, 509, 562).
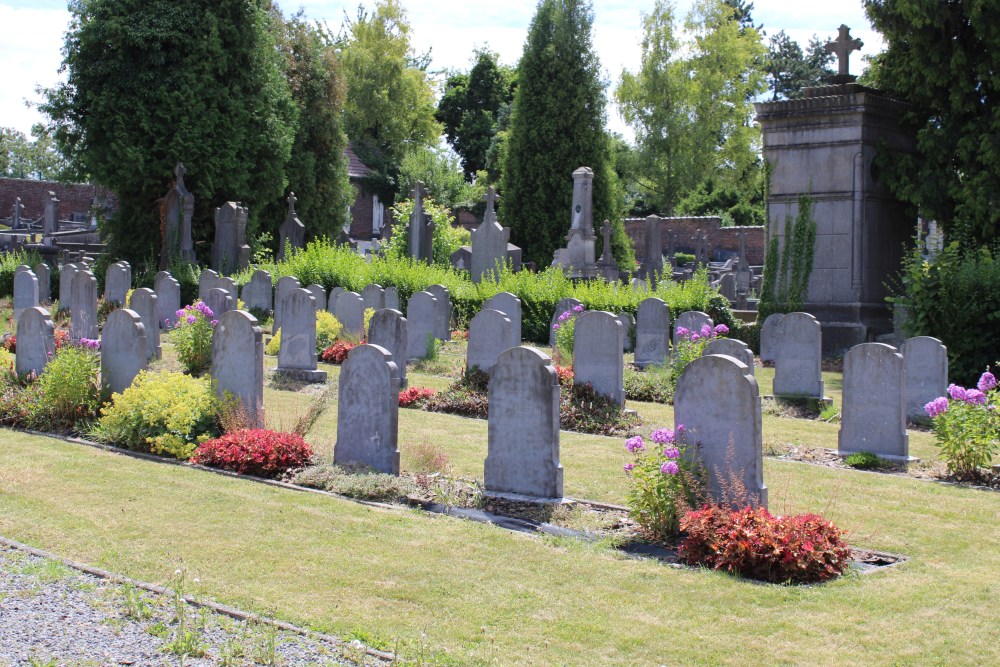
(825, 24, 863, 77)
(287, 192, 297, 214)
(600, 219, 613, 264)
(174, 162, 187, 188)
(484, 186, 499, 224)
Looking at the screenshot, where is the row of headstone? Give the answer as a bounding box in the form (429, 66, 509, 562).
(154, 271, 181, 329)
(769, 312, 825, 400)
(13, 266, 39, 324)
(104, 261, 131, 306)
(275, 289, 326, 383)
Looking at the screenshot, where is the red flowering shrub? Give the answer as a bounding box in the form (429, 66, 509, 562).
(54, 329, 70, 349)
(679, 505, 851, 584)
(190, 429, 313, 479)
(555, 365, 574, 387)
(3, 330, 70, 354)
(320, 342, 355, 364)
(1, 335, 13, 353)
(399, 387, 436, 407)
(452, 329, 468, 340)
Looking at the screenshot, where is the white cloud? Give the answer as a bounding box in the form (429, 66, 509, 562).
(0, 3, 69, 135)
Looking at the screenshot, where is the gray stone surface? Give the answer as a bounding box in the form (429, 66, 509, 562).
(277, 192, 305, 261)
(368, 308, 407, 388)
(327, 287, 344, 313)
(335, 344, 401, 474)
(273, 276, 301, 334)
(205, 288, 233, 319)
(901, 336, 948, 422)
(718, 273, 736, 301)
(704, 337, 755, 376)
(33, 262, 50, 303)
(211, 201, 250, 274)
(467, 309, 512, 374)
(198, 269, 220, 303)
(212, 310, 264, 427)
(617, 312, 635, 353)
(69, 270, 98, 341)
(384, 286, 400, 311)
(407, 182, 434, 265)
(573, 310, 625, 405)
(425, 284, 452, 341)
(405, 291, 437, 361)
(485, 346, 563, 499)
(101, 309, 147, 396)
(306, 284, 326, 312)
(484, 292, 522, 349)
(675, 354, 767, 508)
(160, 162, 195, 265)
(673, 311, 713, 347)
(104, 261, 130, 305)
(641, 214, 663, 281)
(773, 312, 824, 398)
(549, 297, 583, 347)
(838, 342, 909, 459)
(12, 269, 38, 324)
(15, 306, 54, 378)
(335, 291, 365, 337)
(759, 313, 785, 363)
(471, 187, 509, 283)
(361, 284, 385, 311)
(154, 271, 180, 329)
(217, 276, 239, 305)
(276, 289, 326, 383)
(241, 269, 273, 314)
(635, 298, 670, 368)
(58, 263, 80, 314)
(559, 167, 597, 279)
(128, 288, 161, 360)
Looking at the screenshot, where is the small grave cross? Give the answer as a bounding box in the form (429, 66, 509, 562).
(825, 24, 864, 77)
(174, 162, 186, 186)
(484, 186, 499, 224)
(287, 191, 297, 214)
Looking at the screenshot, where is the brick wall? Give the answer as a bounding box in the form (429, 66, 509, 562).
(0, 177, 116, 221)
(348, 180, 393, 240)
(624, 216, 766, 266)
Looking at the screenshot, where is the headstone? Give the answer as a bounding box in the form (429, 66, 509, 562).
(198, 269, 220, 303)
(326, 286, 344, 314)
(128, 288, 161, 360)
(634, 298, 670, 368)
(205, 287, 233, 318)
(838, 343, 909, 459)
(735, 228, 752, 294)
(704, 337, 755, 376)
(384, 286, 400, 312)
(104, 261, 131, 306)
(306, 284, 326, 312)
(11, 197, 23, 230)
(596, 219, 619, 281)
(335, 344, 401, 475)
(405, 291, 437, 360)
(12, 269, 39, 324)
(15, 306, 54, 378)
(154, 271, 181, 329)
(407, 182, 434, 265)
(773, 312, 824, 398)
(335, 291, 365, 336)
(277, 192, 306, 261)
(240, 269, 273, 314)
(675, 354, 767, 508)
(101, 309, 147, 396)
(217, 276, 239, 305)
(368, 309, 408, 388)
(361, 284, 385, 312)
(759, 313, 785, 363)
(425, 284, 452, 341)
(718, 273, 736, 301)
(642, 214, 663, 281)
(617, 312, 635, 353)
(900, 336, 948, 422)
(573, 310, 625, 405)
(484, 292, 522, 349)
(273, 276, 301, 334)
(673, 311, 713, 347)
(485, 346, 563, 500)
(562, 167, 598, 279)
(160, 163, 195, 266)
(58, 263, 80, 314)
(276, 289, 326, 383)
(211, 201, 251, 275)
(69, 270, 98, 341)
(33, 263, 51, 304)
(471, 187, 510, 283)
(42, 191, 59, 236)
(467, 309, 512, 374)
(549, 297, 583, 347)
(211, 310, 264, 427)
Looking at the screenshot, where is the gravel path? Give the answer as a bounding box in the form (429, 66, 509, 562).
(0, 546, 374, 667)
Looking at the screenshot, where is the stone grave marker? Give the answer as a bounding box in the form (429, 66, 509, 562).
(368, 308, 408, 388)
(198, 269, 220, 303)
(704, 337, 755, 376)
(635, 298, 670, 368)
(839, 343, 909, 459)
(154, 271, 181, 329)
(361, 283, 385, 312)
(467, 309, 512, 374)
(573, 310, 625, 405)
(484, 292, 522, 349)
(277, 192, 305, 261)
(15, 306, 54, 378)
(306, 284, 326, 312)
(206, 287, 233, 319)
(335, 291, 365, 337)
(675, 354, 767, 508)
(719, 273, 736, 301)
(101, 309, 147, 396)
(673, 311, 713, 347)
(217, 276, 239, 305)
(485, 346, 563, 499)
(759, 313, 785, 363)
(425, 284, 452, 341)
(326, 287, 344, 313)
(335, 344, 401, 474)
(384, 286, 400, 312)
(58, 263, 80, 314)
(212, 310, 264, 427)
(13, 268, 39, 324)
(70, 270, 98, 341)
(407, 182, 434, 265)
(33, 263, 50, 304)
(471, 187, 509, 283)
(406, 291, 437, 360)
(160, 163, 195, 265)
(211, 201, 250, 275)
(549, 297, 583, 347)
(273, 276, 301, 334)
(773, 312, 824, 398)
(276, 288, 326, 383)
(900, 336, 948, 422)
(240, 269, 272, 314)
(128, 288, 161, 360)
(104, 261, 131, 306)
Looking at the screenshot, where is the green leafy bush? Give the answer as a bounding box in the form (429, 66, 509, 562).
(315, 311, 343, 351)
(90, 371, 221, 459)
(552, 303, 585, 365)
(171, 302, 215, 375)
(0, 249, 43, 298)
(844, 451, 883, 470)
(37, 345, 101, 431)
(388, 197, 471, 266)
(924, 373, 1000, 478)
(292, 463, 417, 501)
(624, 365, 673, 403)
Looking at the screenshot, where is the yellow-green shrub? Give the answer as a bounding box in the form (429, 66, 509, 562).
(91, 371, 220, 459)
(265, 330, 281, 356)
(267, 311, 345, 356)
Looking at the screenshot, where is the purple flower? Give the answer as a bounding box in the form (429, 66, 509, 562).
(925, 396, 949, 418)
(978, 372, 997, 393)
(558, 312, 571, 322)
(675, 327, 689, 338)
(964, 389, 987, 406)
(625, 435, 645, 453)
(675, 424, 685, 434)
(713, 324, 729, 335)
(186, 315, 197, 325)
(210, 320, 219, 327)
(948, 384, 967, 402)
(690, 333, 700, 342)
(700, 324, 712, 338)
(663, 446, 680, 459)
(176, 309, 186, 320)
(661, 461, 679, 475)
(573, 304, 584, 313)
(552, 323, 560, 331)
(623, 463, 635, 473)
(651, 428, 674, 444)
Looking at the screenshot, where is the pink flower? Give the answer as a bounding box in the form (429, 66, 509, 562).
(700, 324, 712, 338)
(690, 333, 700, 342)
(663, 446, 680, 459)
(623, 463, 635, 473)
(713, 324, 729, 335)
(925, 397, 949, 418)
(186, 315, 197, 324)
(964, 389, 987, 406)
(978, 372, 997, 393)
(625, 436, 645, 453)
(573, 304, 584, 313)
(660, 461, 679, 475)
(948, 384, 967, 402)
(552, 323, 560, 331)
(675, 327, 689, 338)
(651, 428, 674, 444)
(211, 320, 219, 327)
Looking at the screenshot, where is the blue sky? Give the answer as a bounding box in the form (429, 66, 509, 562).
(0, 0, 881, 139)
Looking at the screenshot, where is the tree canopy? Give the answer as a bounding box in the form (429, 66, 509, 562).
(0, 125, 73, 182)
(765, 30, 834, 100)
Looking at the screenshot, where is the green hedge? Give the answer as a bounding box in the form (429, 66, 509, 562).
(0, 249, 43, 299)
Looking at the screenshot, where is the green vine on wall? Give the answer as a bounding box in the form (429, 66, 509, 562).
(759, 195, 817, 320)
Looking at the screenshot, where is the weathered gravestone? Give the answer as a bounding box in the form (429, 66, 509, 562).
(154, 271, 181, 329)
(759, 313, 785, 363)
(217, 276, 239, 305)
(15, 306, 54, 378)
(335, 344, 401, 475)
(101, 309, 147, 396)
(673, 311, 714, 347)
(405, 291, 437, 360)
(240, 269, 272, 314)
(617, 312, 635, 353)
(549, 297, 583, 347)
(361, 284, 385, 312)
(13, 268, 39, 324)
(467, 309, 512, 374)
(335, 291, 365, 337)
(407, 182, 434, 265)
(485, 346, 563, 500)
(198, 269, 220, 303)
(306, 284, 326, 312)
(718, 273, 736, 302)
(58, 263, 80, 314)
(273, 276, 301, 334)
(384, 286, 400, 312)
(160, 163, 195, 266)
(212, 310, 264, 427)
(33, 263, 50, 304)
(704, 337, 755, 377)
(42, 191, 58, 236)
(276, 289, 326, 383)
(573, 311, 625, 405)
(470, 187, 509, 283)
(206, 288, 233, 319)
(70, 270, 98, 341)
(425, 284, 452, 341)
(104, 261, 131, 306)
(838, 343, 909, 459)
(773, 312, 824, 399)
(326, 287, 344, 314)
(211, 201, 250, 275)
(635, 298, 670, 368)
(641, 214, 664, 282)
(277, 193, 305, 261)
(675, 354, 767, 508)
(128, 288, 161, 360)
(484, 292, 522, 349)
(368, 309, 407, 388)
(900, 336, 948, 422)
